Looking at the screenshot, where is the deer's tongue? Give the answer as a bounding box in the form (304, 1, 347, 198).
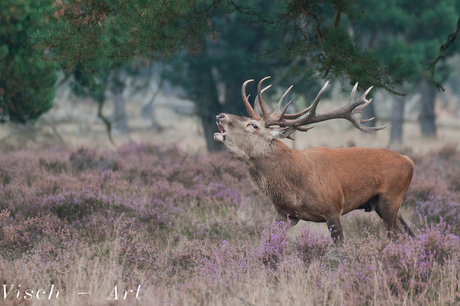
(214, 125, 227, 142)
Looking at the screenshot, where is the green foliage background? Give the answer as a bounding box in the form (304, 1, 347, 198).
(354, 0, 460, 85)
(0, 0, 58, 124)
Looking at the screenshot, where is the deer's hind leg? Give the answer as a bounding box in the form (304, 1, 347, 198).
(375, 194, 406, 237)
(325, 216, 344, 244)
(397, 213, 415, 237)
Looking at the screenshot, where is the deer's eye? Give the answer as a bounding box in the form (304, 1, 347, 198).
(251, 124, 258, 129)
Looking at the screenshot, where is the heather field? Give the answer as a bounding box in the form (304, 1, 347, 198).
(0, 143, 459, 305)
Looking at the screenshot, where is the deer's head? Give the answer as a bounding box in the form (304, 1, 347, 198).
(214, 77, 386, 161)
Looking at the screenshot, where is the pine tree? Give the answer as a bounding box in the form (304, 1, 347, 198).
(0, 0, 58, 124)
(34, 0, 223, 73)
(33, 0, 225, 145)
(163, 8, 318, 151)
(238, 0, 411, 93)
(353, 0, 460, 140)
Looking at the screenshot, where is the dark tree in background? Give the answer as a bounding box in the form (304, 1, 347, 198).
(353, 0, 460, 142)
(71, 63, 118, 146)
(33, 0, 224, 145)
(0, 0, 58, 124)
(240, 1, 411, 95)
(109, 69, 129, 134)
(163, 7, 318, 152)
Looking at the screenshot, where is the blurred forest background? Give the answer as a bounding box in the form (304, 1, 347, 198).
(1, 0, 460, 153)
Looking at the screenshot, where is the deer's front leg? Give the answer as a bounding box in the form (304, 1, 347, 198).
(275, 212, 299, 228)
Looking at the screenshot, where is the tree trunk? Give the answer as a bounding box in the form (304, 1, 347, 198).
(141, 77, 163, 130)
(113, 91, 129, 134)
(197, 57, 224, 153)
(200, 112, 223, 152)
(141, 103, 153, 119)
(141, 102, 161, 131)
(361, 101, 376, 128)
(419, 78, 436, 137)
(110, 69, 129, 134)
(389, 94, 405, 144)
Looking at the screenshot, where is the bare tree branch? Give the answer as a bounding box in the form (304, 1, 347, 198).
(333, 11, 342, 28)
(295, 0, 322, 44)
(97, 101, 117, 148)
(426, 16, 460, 92)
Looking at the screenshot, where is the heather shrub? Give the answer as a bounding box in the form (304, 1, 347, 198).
(337, 221, 460, 305)
(405, 144, 460, 204)
(404, 177, 450, 206)
(0, 165, 11, 186)
(418, 220, 460, 263)
(0, 209, 66, 259)
(401, 144, 460, 233)
(294, 225, 332, 265)
(39, 157, 69, 174)
(436, 143, 458, 160)
(258, 222, 290, 267)
(69, 147, 98, 171)
(0, 143, 459, 305)
(340, 230, 381, 264)
(415, 196, 460, 232)
(69, 147, 123, 172)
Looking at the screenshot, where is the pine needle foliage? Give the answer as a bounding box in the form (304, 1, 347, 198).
(33, 0, 225, 73)
(234, 0, 459, 93)
(0, 0, 58, 124)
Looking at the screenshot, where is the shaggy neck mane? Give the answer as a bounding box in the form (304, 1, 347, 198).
(245, 140, 306, 197)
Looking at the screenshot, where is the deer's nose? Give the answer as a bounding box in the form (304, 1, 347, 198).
(216, 114, 225, 124)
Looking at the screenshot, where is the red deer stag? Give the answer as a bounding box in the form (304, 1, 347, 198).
(214, 77, 414, 243)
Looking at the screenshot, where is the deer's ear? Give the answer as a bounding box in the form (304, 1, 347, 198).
(268, 127, 296, 140)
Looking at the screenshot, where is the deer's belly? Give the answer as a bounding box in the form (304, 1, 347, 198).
(271, 194, 326, 223)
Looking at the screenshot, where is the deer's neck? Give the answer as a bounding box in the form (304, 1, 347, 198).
(245, 140, 307, 197)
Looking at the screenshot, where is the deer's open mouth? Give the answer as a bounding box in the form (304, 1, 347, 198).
(214, 124, 227, 142)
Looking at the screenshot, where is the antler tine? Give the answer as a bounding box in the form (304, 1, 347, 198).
(257, 76, 272, 121)
(281, 81, 330, 120)
(349, 116, 388, 134)
(361, 86, 373, 102)
(283, 104, 313, 119)
(306, 81, 329, 118)
(351, 86, 373, 108)
(280, 82, 328, 120)
(254, 85, 272, 117)
(295, 124, 317, 132)
(241, 79, 260, 119)
(360, 117, 375, 123)
(279, 100, 292, 119)
(271, 85, 293, 117)
(348, 83, 358, 104)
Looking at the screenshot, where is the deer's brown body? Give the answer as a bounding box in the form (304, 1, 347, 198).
(214, 77, 414, 242)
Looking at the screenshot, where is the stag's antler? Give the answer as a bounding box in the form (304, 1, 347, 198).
(242, 76, 387, 134)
